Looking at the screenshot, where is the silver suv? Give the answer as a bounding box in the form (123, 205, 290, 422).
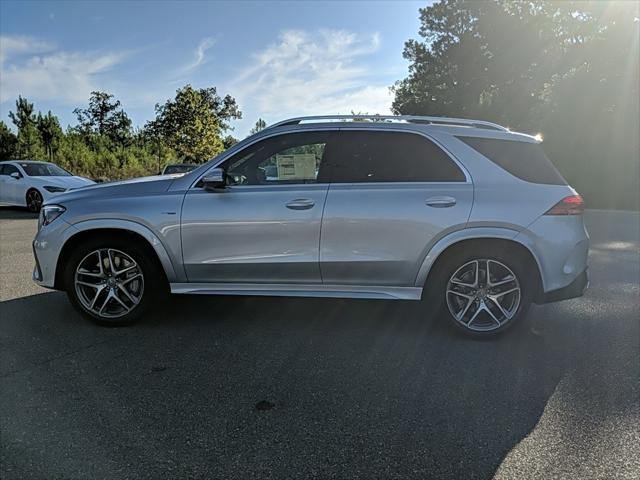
(32, 115, 589, 335)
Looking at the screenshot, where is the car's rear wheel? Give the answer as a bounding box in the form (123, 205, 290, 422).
(64, 237, 160, 325)
(26, 189, 43, 213)
(426, 246, 534, 336)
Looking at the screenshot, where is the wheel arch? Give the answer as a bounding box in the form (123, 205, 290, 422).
(54, 221, 178, 290)
(415, 228, 544, 295)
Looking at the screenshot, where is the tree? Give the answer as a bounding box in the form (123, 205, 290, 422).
(74, 91, 121, 135)
(249, 118, 267, 135)
(107, 109, 133, 150)
(152, 84, 242, 163)
(36, 111, 63, 161)
(222, 135, 238, 149)
(142, 119, 168, 173)
(0, 121, 18, 160)
(73, 91, 133, 149)
(8, 96, 45, 159)
(393, 0, 639, 210)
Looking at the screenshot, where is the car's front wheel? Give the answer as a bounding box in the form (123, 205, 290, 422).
(26, 188, 43, 213)
(427, 246, 535, 336)
(64, 237, 160, 325)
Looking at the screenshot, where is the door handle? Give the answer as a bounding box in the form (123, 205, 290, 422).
(285, 198, 315, 210)
(426, 196, 457, 208)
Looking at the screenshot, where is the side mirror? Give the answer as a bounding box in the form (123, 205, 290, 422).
(10, 172, 21, 180)
(202, 168, 227, 191)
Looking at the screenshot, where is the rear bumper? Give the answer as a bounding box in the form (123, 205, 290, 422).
(535, 269, 589, 304)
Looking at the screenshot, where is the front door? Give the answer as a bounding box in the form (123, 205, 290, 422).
(1, 164, 23, 205)
(181, 130, 334, 284)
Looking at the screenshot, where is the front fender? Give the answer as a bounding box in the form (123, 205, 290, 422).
(67, 219, 182, 282)
(414, 227, 545, 290)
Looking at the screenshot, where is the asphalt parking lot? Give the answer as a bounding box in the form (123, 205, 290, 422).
(0, 208, 638, 479)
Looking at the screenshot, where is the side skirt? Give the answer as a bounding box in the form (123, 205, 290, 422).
(170, 283, 423, 300)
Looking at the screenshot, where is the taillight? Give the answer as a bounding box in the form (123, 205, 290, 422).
(544, 195, 584, 215)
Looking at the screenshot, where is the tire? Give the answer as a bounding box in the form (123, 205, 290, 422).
(26, 188, 43, 213)
(424, 244, 534, 337)
(63, 235, 162, 326)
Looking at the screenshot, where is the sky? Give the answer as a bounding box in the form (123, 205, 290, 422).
(0, 0, 429, 138)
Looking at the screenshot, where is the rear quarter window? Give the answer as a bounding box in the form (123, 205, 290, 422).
(457, 136, 567, 185)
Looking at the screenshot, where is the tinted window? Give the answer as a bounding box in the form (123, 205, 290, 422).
(2, 164, 19, 176)
(329, 131, 465, 183)
(21, 163, 70, 177)
(163, 164, 196, 175)
(457, 136, 566, 185)
(223, 132, 330, 185)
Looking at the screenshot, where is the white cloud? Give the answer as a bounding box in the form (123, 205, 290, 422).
(169, 36, 217, 83)
(0, 34, 129, 104)
(190, 37, 215, 70)
(0, 35, 54, 63)
(232, 29, 392, 123)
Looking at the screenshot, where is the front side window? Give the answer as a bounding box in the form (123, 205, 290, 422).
(20, 163, 71, 177)
(329, 131, 466, 183)
(223, 132, 330, 185)
(2, 164, 19, 176)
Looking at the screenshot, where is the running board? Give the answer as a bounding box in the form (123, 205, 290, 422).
(170, 283, 423, 300)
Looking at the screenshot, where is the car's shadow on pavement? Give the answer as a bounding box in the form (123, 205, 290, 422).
(1, 290, 574, 479)
(0, 206, 38, 220)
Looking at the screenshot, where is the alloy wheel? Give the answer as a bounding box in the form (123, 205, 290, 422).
(27, 190, 43, 213)
(446, 259, 521, 332)
(74, 248, 144, 319)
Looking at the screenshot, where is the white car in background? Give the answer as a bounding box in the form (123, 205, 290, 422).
(0, 160, 95, 212)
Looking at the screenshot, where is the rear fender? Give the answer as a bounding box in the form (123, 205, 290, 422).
(415, 227, 545, 290)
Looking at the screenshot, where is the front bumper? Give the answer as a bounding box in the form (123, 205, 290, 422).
(32, 219, 78, 289)
(32, 242, 43, 282)
(535, 269, 589, 304)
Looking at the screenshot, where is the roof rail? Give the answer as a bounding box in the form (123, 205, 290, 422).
(267, 115, 508, 132)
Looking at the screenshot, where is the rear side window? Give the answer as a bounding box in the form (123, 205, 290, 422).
(329, 131, 466, 183)
(457, 136, 566, 185)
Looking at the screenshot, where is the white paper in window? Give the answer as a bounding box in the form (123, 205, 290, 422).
(275, 154, 316, 180)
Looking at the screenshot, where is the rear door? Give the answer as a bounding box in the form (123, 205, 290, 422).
(320, 129, 473, 286)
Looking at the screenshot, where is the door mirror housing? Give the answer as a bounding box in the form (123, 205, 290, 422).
(10, 172, 21, 180)
(202, 168, 227, 191)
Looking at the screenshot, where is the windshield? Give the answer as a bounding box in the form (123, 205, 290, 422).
(21, 163, 71, 177)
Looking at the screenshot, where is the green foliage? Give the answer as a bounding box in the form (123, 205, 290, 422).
(36, 111, 63, 161)
(393, 0, 640, 210)
(222, 135, 239, 149)
(0, 85, 240, 180)
(151, 84, 242, 163)
(0, 121, 18, 159)
(8, 96, 46, 160)
(249, 118, 267, 135)
(73, 91, 133, 150)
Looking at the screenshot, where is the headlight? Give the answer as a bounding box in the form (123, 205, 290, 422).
(43, 186, 67, 193)
(39, 205, 66, 228)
